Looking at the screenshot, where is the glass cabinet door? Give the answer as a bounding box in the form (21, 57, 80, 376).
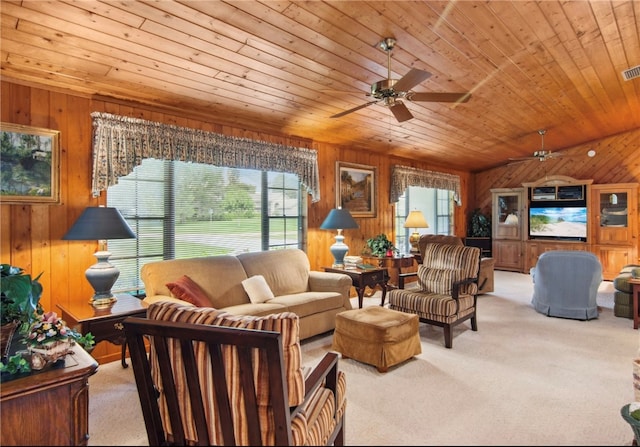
(590, 184, 636, 246)
(599, 191, 628, 227)
(492, 188, 523, 240)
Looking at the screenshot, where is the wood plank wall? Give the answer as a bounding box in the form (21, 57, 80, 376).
(2, 80, 638, 364)
(1, 80, 471, 363)
(472, 129, 640, 216)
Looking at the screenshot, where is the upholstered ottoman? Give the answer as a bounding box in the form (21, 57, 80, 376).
(331, 306, 421, 372)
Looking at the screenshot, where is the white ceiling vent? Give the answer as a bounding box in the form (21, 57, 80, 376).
(622, 65, 640, 81)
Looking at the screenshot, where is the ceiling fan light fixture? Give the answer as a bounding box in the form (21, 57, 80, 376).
(330, 37, 471, 122)
(378, 37, 397, 52)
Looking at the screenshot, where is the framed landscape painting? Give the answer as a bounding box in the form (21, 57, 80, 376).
(0, 123, 60, 204)
(336, 161, 376, 217)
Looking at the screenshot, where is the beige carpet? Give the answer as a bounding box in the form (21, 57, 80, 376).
(88, 271, 639, 445)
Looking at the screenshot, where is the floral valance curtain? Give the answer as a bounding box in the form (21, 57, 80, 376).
(90, 112, 321, 202)
(390, 165, 461, 205)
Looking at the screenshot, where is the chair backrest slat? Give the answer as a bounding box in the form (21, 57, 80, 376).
(124, 316, 291, 446)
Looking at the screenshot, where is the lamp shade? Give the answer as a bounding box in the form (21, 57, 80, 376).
(63, 207, 135, 307)
(320, 208, 359, 230)
(63, 207, 136, 240)
(403, 210, 429, 229)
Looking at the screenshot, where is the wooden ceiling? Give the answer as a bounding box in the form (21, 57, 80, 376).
(2, 1, 639, 172)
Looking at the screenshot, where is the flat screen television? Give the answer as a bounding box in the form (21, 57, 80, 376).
(528, 206, 588, 241)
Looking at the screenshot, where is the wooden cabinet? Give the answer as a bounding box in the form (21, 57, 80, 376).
(491, 188, 525, 271)
(524, 240, 589, 272)
(0, 347, 98, 446)
(590, 183, 638, 279)
(493, 240, 523, 271)
(591, 184, 636, 244)
(514, 177, 637, 279)
(592, 245, 636, 280)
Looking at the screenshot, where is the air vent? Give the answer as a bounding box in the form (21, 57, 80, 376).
(622, 65, 640, 81)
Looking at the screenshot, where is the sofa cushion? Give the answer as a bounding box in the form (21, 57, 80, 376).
(238, 249, 311, 296)
(141, 255, 250, 308)
(165, 275, 211, 307)
(241, 275, 275, 303)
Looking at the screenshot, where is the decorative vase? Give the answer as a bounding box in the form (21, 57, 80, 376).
(28, 339, 72, 370)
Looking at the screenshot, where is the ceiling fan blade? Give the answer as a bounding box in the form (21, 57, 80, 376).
(330, 100, 379, 118)
(407, 92, 471, 103)
(389, 101, 414, 122)
(392, 68, 432, 93)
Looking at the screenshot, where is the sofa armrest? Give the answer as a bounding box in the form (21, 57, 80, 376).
(308, 271, 353, 309)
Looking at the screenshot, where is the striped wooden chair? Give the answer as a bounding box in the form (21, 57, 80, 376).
(124, 301, 346, 446)
(388, 242, 481, 348)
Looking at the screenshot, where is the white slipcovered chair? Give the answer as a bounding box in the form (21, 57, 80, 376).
(530, 250, 602, 320)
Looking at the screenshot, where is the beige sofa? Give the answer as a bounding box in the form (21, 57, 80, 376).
(140, 248, 353, 340)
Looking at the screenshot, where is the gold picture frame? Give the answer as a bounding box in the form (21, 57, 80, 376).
(336, 161, 377, 217)
(1, 123, 60, 204)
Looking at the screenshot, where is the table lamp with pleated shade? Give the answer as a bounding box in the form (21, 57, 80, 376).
(320, 207, 359, 268)
(63, 206, 136, 307)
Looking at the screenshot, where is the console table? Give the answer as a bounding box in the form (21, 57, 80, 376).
(0, 346, 98, 446)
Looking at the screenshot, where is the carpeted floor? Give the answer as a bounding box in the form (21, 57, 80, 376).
(88, 271, 639, 445)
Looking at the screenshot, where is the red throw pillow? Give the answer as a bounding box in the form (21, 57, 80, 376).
(165, 275, 210, 307)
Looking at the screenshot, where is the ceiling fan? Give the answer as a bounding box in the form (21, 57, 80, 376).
(329, 37, 472, 123)
(508, 130, 563, 163)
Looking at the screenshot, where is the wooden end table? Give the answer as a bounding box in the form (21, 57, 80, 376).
(629, 278, 640, 330)
(57, 294, 147, 368)
(323, 266, 389, 308)
(361, 255, 417, 288)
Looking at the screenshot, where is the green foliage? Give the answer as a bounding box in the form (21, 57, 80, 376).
(1, 264, 44, 330)
(468, 208, 491, 237)
(0, 353, 31, 375)
(76, 332, 96, 350)
(365, 234, 397, 257)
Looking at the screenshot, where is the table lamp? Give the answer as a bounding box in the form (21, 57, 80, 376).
(404, 210, 429, 253)
(63, 206, 136, 307)
(320, 207, 359, 268)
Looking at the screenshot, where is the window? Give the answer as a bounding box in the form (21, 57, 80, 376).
(106, 158, 305, 294)
(394, 186, 454, 253)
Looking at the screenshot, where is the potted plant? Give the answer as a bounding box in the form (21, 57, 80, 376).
(468, 208, 491, 238)
(1, 264, 44, 358)
(365, 234, 398, 257)
(1, 264, 95, 370)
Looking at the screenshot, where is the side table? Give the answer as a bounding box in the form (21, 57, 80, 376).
(362, 255, 417, 288)
(57, 294, 147, 368)
(1, 346, 98, 445)
(629, 278, 640, 330)
(323, 266, 389, 308)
